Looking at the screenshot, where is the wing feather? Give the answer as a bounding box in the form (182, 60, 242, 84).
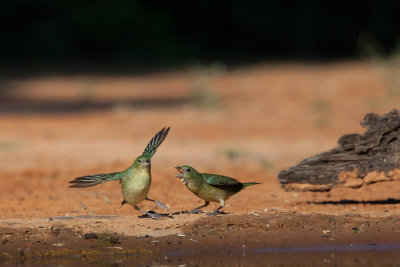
(142, 127, 170, 158)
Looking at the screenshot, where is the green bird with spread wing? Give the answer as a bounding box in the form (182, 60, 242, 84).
(69, 127, 170, 219)
(175, 165, 260, 215)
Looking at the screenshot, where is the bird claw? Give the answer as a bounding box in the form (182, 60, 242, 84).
(191, 208, 204, 214)
(139, 211, 163, 220)
(154, 200, 169, 212)
(207, 210, 228, 216)
(147, 213, 162, 220)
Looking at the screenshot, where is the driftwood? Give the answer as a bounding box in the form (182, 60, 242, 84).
(278, 109, 400, 191)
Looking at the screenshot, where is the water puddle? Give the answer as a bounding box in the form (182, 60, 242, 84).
(2, 243, 400, 266)
(253, 242, 400, 253)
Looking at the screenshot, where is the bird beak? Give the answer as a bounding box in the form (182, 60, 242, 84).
(175, 166, 183, 178)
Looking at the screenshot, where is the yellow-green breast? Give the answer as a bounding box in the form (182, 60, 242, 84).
(121, 168, 151, 207)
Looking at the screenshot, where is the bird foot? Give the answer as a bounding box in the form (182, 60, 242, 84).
(191, 208, 204, 214)
(206, 210, 229, 216)
(154, 200, 169, 212)
(139, 211, 174, 220)
(139, 211, 161, 219)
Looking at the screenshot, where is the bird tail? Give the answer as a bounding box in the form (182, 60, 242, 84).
(69, 172, 124, 188)
(242, 182, 261, 188)
(142, 127, 170, 158)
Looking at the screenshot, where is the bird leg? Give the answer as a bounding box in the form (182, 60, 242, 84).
(207, 205, 224, 216)
(145, 197, 169, 212)
(191, 201, 210, 214)
(207, 199, 228, 216)
(134, 205, 161, 220)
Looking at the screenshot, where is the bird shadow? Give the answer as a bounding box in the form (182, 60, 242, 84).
(138, 210, 174, 219)
(170, 210, 230, 216)
(171, 210, 192, 215)
(307, 198, 400, 205)
(0, 96, 189, 114)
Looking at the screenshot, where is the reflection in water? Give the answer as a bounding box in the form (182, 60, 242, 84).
(2, 244, 400, 266)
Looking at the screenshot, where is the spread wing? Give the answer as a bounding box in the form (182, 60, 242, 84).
(142, 127, 170, 158)
(69, 172, 125, 188)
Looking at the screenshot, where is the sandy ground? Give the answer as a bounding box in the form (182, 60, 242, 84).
(1, 61, 400, 264)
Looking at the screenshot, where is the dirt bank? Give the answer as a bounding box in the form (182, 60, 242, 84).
(1, 212, 400, 265)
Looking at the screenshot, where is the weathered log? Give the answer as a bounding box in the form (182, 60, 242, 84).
(278, 109, 400, 191)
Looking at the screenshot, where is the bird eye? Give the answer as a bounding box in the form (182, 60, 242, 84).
(186, 168, 191, 172)
(138, 159, 142, 163)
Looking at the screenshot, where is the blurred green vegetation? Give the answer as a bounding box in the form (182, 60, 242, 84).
(1, 1, 400, 71)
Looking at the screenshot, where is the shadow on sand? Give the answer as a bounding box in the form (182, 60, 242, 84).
(307, 198, 400, 205)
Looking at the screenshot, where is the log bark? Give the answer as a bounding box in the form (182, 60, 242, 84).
(278, 109, 400, 191)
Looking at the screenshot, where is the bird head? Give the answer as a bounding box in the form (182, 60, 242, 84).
(133, 155, 151, 170)
(174, 165, 199, 180)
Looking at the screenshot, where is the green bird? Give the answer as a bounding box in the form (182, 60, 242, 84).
(69, 127, 170, 219)
(174, 165, 260, 215)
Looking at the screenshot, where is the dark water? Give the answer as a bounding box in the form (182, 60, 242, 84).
(2, 243, 400, 266)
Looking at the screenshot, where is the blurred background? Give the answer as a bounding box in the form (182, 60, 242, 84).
(1, 1, 400, 217)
